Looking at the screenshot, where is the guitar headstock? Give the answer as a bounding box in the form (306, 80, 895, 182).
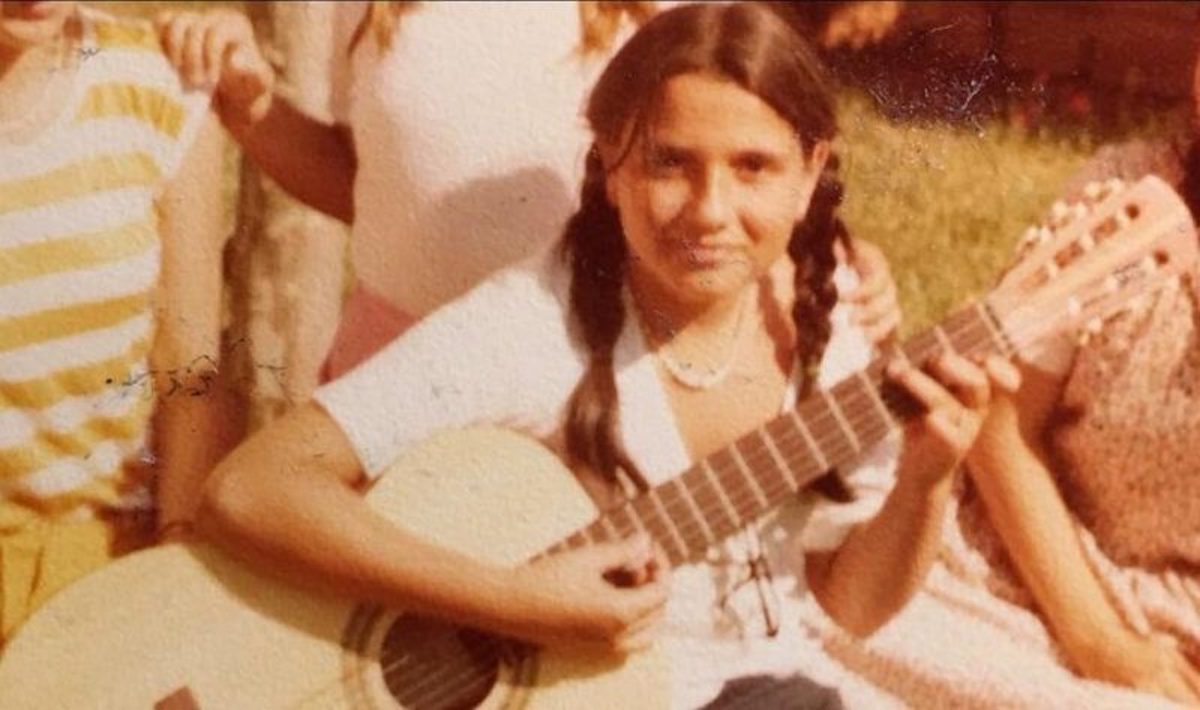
(987, 175, 1198, 359)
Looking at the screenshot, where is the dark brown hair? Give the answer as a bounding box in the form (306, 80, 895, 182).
(561, 3, 851, 493)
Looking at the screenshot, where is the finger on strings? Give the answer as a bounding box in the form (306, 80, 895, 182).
(861, 309, 900, 346)
(925, 407, 966, 442)
(982, 354, 1022, 395)
(885, 358, 956, 413)
(927, 351, 989, 410)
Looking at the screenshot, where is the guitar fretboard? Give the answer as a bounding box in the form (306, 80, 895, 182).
(541, 300, 1013, 566)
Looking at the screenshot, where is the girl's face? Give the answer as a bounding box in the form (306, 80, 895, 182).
(0, 2, 76, 54)
(606, 72, 827, 314)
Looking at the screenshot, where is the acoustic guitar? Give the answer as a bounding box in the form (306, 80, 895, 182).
(1, 176, 1195, 709)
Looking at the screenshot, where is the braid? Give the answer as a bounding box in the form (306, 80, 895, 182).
(790, 153, 855, 502)
(560, 147, 642, 491)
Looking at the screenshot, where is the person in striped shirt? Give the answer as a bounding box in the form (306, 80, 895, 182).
(0, 1, 231, 644)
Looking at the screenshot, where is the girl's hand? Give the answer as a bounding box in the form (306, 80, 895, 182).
(846, 238, 901, 346)
(887, 352, 1021, 488)
(155, 9, 275, 131)
(1071, 631, 1200, 706)
(502, 535, 670, 654)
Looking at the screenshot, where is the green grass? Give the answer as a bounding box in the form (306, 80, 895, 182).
(837, 91, 1188, 335)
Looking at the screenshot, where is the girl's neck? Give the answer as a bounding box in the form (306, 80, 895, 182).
(629, 272, 753, 347)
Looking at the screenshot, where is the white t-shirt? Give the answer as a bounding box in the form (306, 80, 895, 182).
(315, 249, 901, 709)
(330, 1, 628, 317)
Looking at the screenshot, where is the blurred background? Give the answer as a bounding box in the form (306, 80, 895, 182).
(95, 1, 1200, 428)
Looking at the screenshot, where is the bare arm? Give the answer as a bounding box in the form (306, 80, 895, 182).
(157, 9, 356, 222)
(807, 353, 1018, 636)
(965, 364, 1200, 702)
(197, 402, 668, 653)
(151, 113, 240, 535)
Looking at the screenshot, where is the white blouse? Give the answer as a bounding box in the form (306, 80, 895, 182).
(316, 248, 900, 708)
(329, 1, 615, 317)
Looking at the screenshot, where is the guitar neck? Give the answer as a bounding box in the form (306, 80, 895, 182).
(541, 300, 1013, 566)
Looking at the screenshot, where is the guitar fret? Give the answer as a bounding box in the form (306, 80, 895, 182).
(728, 443, 768, 509)
(648, 489, 688, 561)
(789, 410, 829, 470)
(756, 428, 798, 490)
(701, 460, 743, 529)
(934, 325, 954, 354)
(624, 503, 648, 537)
(856, 371, 898, 431)
(820, 389, 860, 453)
(672, 477, 715, 545)
(973, 301, 1013, 357)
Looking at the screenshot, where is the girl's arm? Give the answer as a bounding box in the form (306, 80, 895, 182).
(197, 402, 668, 654)
(965, 364, 1200, 703)
(151, 113, 240, 537)
(157, 9, 356, 222)
(806, 353, 1018, 636)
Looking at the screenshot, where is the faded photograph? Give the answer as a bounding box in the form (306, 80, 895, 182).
(1, 2, 1198, 708)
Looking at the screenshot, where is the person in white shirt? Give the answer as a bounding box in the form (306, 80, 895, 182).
(156, 1, 902, 380)
(193, 5, 1017, 708)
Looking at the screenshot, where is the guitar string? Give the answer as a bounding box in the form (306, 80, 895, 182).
(289, 303, 1097, 710)
(289, 311, 1002, 709)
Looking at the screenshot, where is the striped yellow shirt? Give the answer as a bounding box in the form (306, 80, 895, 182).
(0, 10, 207, 524)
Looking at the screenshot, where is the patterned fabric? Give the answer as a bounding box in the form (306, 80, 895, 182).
(0, 9, 205, 526)
(947, 138, 1200, 662)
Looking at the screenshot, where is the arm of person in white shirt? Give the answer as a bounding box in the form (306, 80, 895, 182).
(156, 9, 356, 222)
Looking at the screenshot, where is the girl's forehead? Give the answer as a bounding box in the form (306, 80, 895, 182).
(636, 74, 801, 151)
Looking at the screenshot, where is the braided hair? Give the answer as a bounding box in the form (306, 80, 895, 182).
(561, 3, 851, 494)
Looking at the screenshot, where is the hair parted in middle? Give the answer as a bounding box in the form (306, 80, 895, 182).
(560, 2, 854, 500)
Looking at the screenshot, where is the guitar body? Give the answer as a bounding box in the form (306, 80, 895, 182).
(0, 429, 668, 710)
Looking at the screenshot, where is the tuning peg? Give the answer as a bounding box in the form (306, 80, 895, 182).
(1125, 294, 1148, 316)
(1050, 200, 1069, 219)
(1083, 181, 1104, 200)
(1071, 203, 1090, 222)
(1105, 177, 1126, 194)
(1067, 296, 1082, 318)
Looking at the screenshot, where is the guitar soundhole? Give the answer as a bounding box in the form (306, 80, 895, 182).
(379, 616, 509, 709)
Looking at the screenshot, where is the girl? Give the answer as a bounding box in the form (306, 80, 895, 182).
(0, 1, 231, 642)
(196, 4, 1012, 707)
(156, 1, 902, 380)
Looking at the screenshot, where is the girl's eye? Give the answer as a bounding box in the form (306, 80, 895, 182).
(647, 149, 686, 173)
(735, 155, 769, 176)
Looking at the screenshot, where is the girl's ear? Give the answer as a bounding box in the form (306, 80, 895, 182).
(794, 140, 831, 223)
(808, 140, 830, 175)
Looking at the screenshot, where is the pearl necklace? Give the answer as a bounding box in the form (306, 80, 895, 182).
(654, 290, 753, 391)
